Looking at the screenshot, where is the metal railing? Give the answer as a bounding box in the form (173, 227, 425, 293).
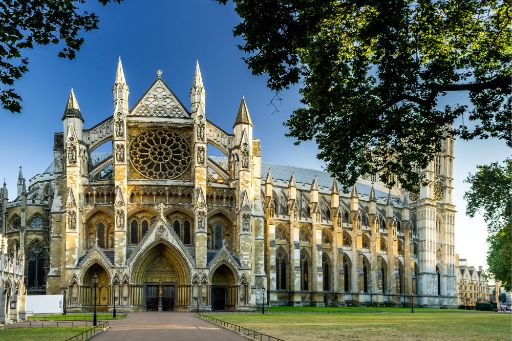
(65, 321, 109, 341)
(197, 313, 284, 341)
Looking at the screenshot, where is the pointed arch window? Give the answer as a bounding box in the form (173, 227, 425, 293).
(184, 220, 191, 244)
(97, 223, 105, 248)
(27, 241, 45, 290)
(130, 219, 138, 244)
(141, 219, 149, 239)
(363, 263, 369, 293)
(343, 260, 350, 292)
(380, 265, 386, 293)
(173, 220, 181, 238)
(214, 223, 223, 249)
(322, 253, 331, 291)
(276, 248, 288, 290)
(300, 249, 310, 291)
(437, 267, 441, 296)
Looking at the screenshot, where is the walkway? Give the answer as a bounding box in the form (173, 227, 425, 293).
(94, 312, 246, 341)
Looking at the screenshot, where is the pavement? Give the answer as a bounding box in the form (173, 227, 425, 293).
(94, 312, 247, 341)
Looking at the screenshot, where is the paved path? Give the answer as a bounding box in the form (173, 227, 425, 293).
(94, 312, 246, 341)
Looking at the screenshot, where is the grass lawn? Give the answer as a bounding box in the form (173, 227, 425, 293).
(28, 313, 125, 321)
(0, 327, 90, 341)
(206, 308, 511, 341)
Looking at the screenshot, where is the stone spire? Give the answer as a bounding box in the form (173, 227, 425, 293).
(330, 178, 339, 194)
(115, 56, 126, 84)
(386, 190, 394, 218)
(190, 60, 205, 114)
(113, 57, 129, 113)
(62, 88, 83, 121)
(350, 185, 359, 212)
(288, 174, 297, 201)
(192, 60, 204, 90)
(233, 96, 253, 127)
(264, 170, 273, 200)
(17, 166, 25, 197)
(369, 185, 377, 215)
(309, 176, 319, 204)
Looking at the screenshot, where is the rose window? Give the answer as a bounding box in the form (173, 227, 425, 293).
(130, 129, 191, 179)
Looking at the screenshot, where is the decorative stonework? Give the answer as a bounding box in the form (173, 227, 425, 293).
(197, 146, 205, 165)
(129, 129, 191, 180)
(131, 80, 188, 118)
(115, 112, 124, 138)
(115, 143, 125, 163)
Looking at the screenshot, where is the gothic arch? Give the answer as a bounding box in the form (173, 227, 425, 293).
(131, 241, 191, 285)
(83, 206, 114, 222)
(26, 239, 46, 291)
(209, 260, 239, 284)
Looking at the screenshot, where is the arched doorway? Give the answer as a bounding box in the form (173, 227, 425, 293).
(131, 243, 190, 311)
(211, 264, 236, 310)
(83, 263, 110, 310)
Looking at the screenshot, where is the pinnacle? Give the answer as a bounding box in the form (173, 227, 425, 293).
(351, 185, 358, 198)
(62, 88, 83, 121)
(18, 166, 23, 179)
(192, 60, 204, 89)
(369, 185, 376, 201)
(386, 190, 393, 206)
(311, 176, 318, 191)
(115, 57, 126, 84)
(331, 178, 339, 194)
(233, 97, 253, 127)
(66, 89, 80, 111)
(265, 170, 272, 183)
(289, 173, 296, 187)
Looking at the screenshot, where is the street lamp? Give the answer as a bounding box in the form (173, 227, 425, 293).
(261, 287, 265, 315)
(62, 287, 67, 315)
(92, 273, 98, 326)
(411, 292, 414, 313)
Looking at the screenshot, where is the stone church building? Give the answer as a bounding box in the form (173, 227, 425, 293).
(0, 59, 457, 311)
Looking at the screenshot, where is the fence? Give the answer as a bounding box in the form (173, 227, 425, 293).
(197, 313, 284, 341)
(65, 321, 109, 341)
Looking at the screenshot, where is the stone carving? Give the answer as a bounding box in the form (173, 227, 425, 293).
(115, 143, 125, 163)
(343, 232, 352, 247)
(115, 112, 124, 137)
(116, 209, 124, 229)
(68, 210, 76, 230)
(130, 129, 191, 179)
(115, 186, 124, 207)
(132, 82, 188, 118)
(197, 117, 205, 141)
(67, 137, 77, 165)
(241, 142, 249, 169)
(242, 213, 251, 232)
(197, 211, 206, 231)
(434, 177, 445, 201)
(197, 146, 205, 165)
(196, 188, 206, 209)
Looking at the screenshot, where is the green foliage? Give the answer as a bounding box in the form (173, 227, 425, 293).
(218, 0, 511, 191)
(0, 0, 122, 113)
(465, 159, 511, 290)
(488, 225, 512, 291)
(464, 158, 512, 233)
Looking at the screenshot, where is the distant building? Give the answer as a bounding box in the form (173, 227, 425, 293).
(0, 233, 26, 323)
(455, 255, 491, 307)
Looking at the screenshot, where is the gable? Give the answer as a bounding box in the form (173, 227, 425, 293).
(130, 79, 190, 118)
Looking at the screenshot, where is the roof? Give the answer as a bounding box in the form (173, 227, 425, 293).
(62, 88, 83, 121)
(233, 97, 253, 127)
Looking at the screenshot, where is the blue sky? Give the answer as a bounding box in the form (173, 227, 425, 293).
(0, 1, 508, 269)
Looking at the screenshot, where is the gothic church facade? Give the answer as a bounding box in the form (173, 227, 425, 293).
(0, 60, 457, 311)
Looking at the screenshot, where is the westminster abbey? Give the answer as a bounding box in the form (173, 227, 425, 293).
(0, 59, 457, 312)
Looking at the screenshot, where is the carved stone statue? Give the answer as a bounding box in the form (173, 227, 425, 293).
(115, 143, 125, 163)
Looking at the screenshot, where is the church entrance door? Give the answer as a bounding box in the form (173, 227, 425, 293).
(146, 285, 159, 311)
(212, 287, 226, 310)
(162, 285, 175, 311)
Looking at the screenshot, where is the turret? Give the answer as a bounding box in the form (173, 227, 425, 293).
(1, 179, 7, 201)
(17, 166, 26, 198)
(288, 174, 297, 202)
(402, 193, 410, 222)
(385, 190, 394, 218)
(264, 170, 273, 198)
(113, 57, 129, 113)
(190, 60, 205, 113)
(330, 178, 339, 209)
(233, 97, 253, 146)
(349, 185, 359, 213)
(368, 185, 377, 216)
(62, 88, 83, 141)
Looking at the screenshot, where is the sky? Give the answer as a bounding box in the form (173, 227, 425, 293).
(0, 1, 508, 269)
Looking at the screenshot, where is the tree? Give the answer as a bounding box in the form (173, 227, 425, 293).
(218, 0, 511, 192)
(499, 292, 507, 303)
(465, 159, 511, 290)
(0, 0, 122, 113)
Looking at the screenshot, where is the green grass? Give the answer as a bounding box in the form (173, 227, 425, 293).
(265, 306, 465, 313)
(0, 327, 90, 341)
(206, 309, 512, 341)
(28, 313, 125, 321)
